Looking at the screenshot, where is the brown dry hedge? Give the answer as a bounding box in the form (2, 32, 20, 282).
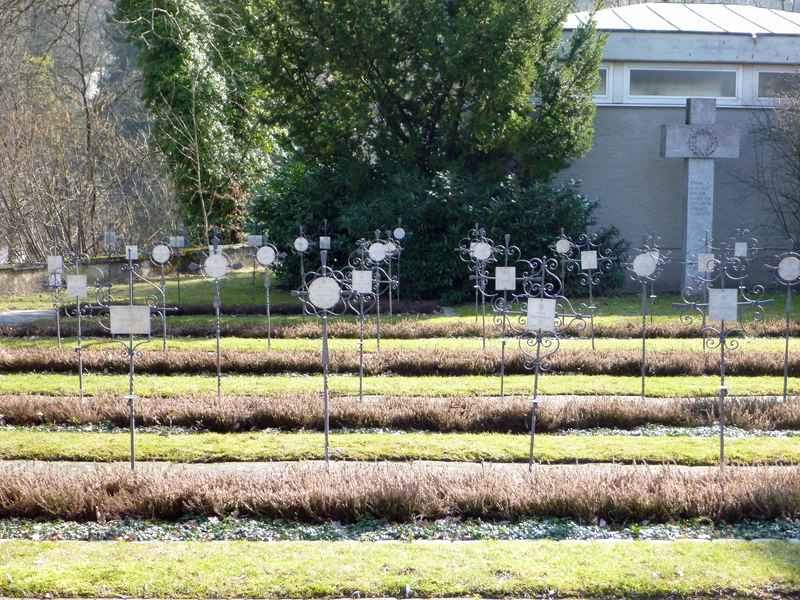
(2, 393, 799, 432)
(0, 347, 797, 377)
(3, 317, 799, 339)
(0, 462, 798, 523)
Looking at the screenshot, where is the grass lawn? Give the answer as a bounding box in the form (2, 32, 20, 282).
(0, 372, 794, 398)
(2, 335, 796, 354)
(1, 539, 798, 598)
(0, 430, 795, 464)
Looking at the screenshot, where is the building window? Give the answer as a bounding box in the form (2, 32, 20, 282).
(628, 68, 737, 99)
(595, 67, 608, 96)
(758, 71, 800, 99)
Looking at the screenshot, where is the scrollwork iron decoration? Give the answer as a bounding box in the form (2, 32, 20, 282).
(294, 250, 354, 469)
(457, 223, 496, 349)
(766, 248, 800, 401)
(625, 235, 671, 399)
(345, 242, 380, 401)
(360, 231, 399, 351)
(254, 232, 282, 350)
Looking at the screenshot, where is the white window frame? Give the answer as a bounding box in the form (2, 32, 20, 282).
(623, 63, 742, 106)
(755, 66, 800, 103)
(593, 64, 612, 104)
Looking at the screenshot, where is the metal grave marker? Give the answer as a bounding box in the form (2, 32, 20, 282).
(768, 250, 800, 401)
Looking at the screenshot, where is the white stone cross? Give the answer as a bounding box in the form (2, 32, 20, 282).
(661, 98, 741, 291)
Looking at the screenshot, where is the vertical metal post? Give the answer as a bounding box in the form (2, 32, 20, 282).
(387, 258, 393, 316)
(481, 293, 486, 351)
(375, 274, 382, 352)
(500, 339, 506, 399)
(55, 293, 62, 350)
(215, 279, 222, 403)
(528, 334, 542, 472)
(784, 285, 792, 402)
(265, 272, 272, 351)
(641, 282, 648, 400)
(127, 255, 136, 471)
(161, 265, 167, 352)
(588, 272, 596, 351)
(176, 254, 182, 306)
(322, 314, 331, 469)
(77, 296, 84, 402)
(719, 320, 727, 471)
(359, 297, 365, 402)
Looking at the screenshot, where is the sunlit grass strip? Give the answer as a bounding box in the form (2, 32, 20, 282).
(1, 335, 794, 353)
(3, 394, 800, 433)
(0, 372, 794, 398)
(2, 462, 800, 523)
(0, 430, 798, 464)
(2, 540, 799, 598)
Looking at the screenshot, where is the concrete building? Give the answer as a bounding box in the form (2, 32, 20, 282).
(562, 3, 800, 288)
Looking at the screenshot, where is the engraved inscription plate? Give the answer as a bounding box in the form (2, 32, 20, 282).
(633, 253, 658, 278)
(256, 246, 277, 267)
(352, 270, 373, 294)
(734, 242, 748, 258)
(319, 236, 332, 251)
(294, 237, 309, 253)
(204, 254, 229, 279)
(66, 275, 88, 299)
(709, 288, 738, 322)
(152, 245, 171, 265)
(471, 242, 492, 261)
(393, 227, 406, 241)
(778, 256, 800, 283)
(308, 276, 341, 309)
(581, 251, 598, 271)
(495, 267, 516, 291)
(47, 255, 63, 275)
(527, 298, 556, 333)
(110, 305, 151, 336)
(247, 235, 264, 248)
(368, 242, 387, 263)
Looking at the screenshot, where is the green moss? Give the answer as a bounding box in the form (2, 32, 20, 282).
(1, 540, 799, 598)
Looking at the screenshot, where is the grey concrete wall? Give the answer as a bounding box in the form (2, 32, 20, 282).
(560, 105, 790, 291)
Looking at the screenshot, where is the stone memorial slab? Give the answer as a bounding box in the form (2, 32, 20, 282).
(661, 99, 741, 290)
(581, 250, 598, 271)
(204, 254, 229, 279)
(247, 235, 264, 248)
(352, 270, 373, 294)
(708, 288, 738, 322)
(495, 266, 517, 291)
(294, 236, 309, 253)
(126, 245, 139, 261)
(778, 255, 800, 283)
(66, 275, 88, 299)
(308, 276, 341, 309)
(110, 305, 151, 336)
(319, 236, 332, 251)
(152, 245, 171, 265)
(393, 227, 406, 241)
(471, 241, 492, 261)
(527, 298, 556, 333)
(368, 242, 387, 263)
(256, 246, 277, 267)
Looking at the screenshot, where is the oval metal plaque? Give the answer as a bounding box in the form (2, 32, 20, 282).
(204, 254, 229, 279)
(393, 227, 406, 241)
(308, 276, 341, 309)
(294, 237, 309, 253)
(152, 244, 171, 265)
(368, 242, 387, 263)
(256, 246, 277, 267)
(632, 253, 657, 278)
(471, 242, 492, 261)
(778, 255, 800, 283)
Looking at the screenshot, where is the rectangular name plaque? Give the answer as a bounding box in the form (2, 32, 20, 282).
(319, 236, 332, 250)
(708, 288, 738, 322)
(110, 305, 151, 336)
(581, 251, 598, 271)
(66, 275, 88, 299)
(169, 236, 186, 249)
(126, 245, 139, 261)
(247, 235, 264, 248)
(352, 270, 373, 294)
(527, 298, 556, 333)
(495, 267, 516, 291)
(734, 242, 748, 258)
